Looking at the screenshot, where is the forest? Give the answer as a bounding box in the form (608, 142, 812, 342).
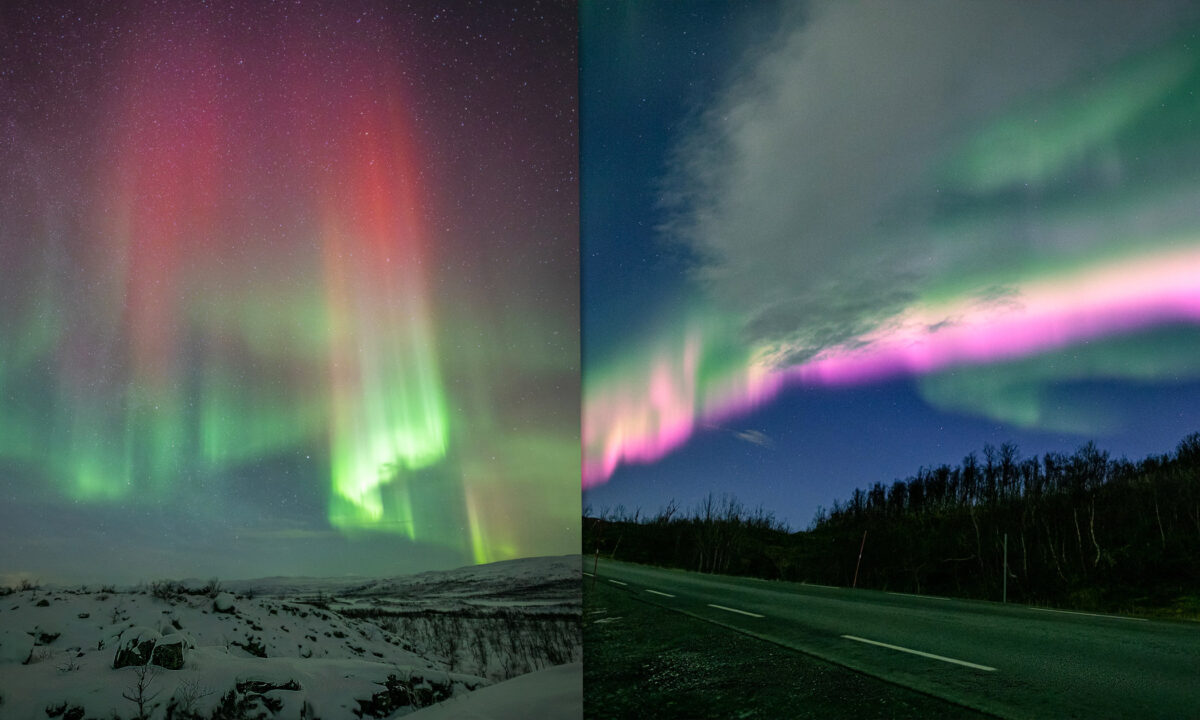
(584, 433, 1200, 617)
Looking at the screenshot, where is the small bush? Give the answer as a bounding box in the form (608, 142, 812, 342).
(230, 637, 267, 658)
(45, 701, 78, 717)
(151, 581, 186, 603)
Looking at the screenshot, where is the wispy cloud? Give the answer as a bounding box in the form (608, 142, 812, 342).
(663, 0, 1195, 365)
(732, 429, 773, 447)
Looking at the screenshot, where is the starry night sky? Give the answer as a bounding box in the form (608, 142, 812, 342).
(0, 0, 578, 584)
(582, 1, 1200, 528)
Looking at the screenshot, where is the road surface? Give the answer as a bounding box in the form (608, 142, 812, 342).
(586, 558, 1200, 719)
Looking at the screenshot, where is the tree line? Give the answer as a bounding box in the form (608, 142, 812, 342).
(584, 433, 1200, 615)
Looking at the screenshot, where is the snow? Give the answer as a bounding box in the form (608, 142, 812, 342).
(0, 555, 581, 718)
(407, 662, 583, 720)
(0, 627, 33, 664)
(225, 554, 581, 603)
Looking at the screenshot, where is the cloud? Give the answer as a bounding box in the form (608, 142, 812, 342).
(662, 0, 1197, 366)
(732, 429, 773, 447)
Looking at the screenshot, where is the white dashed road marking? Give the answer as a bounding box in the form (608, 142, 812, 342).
(707, 603, 764, 618)
(842, 635, 996, 671)
(1031, 606, 1147, 622)
(886, 592, 953, 601)
(645, 589, 675, 598)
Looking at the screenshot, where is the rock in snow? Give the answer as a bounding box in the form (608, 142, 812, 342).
(151, 633, 188, 670)
(213, 592, 237, 614)
(0, 628, 34, 665)
(112, 627, 160, 668)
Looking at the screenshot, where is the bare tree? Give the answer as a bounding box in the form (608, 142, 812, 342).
(440, 626, 461, 671)
(469, 623, 489, 675)
(122, 664, 162, 720)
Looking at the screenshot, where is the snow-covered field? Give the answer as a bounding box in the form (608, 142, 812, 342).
(0, 555, 580, 719)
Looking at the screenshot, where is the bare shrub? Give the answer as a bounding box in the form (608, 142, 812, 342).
(122, 664, 162, 720)
(170, 678, 214, 715)
(151, 580, 185, 603)
(57, 652, 81, 673)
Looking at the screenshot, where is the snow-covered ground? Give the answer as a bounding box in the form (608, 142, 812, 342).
(0, 555, 580, 719)
(408, 662, 581, 720)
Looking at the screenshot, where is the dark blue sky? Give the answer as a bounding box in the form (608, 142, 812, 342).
(586, 371, 1200, 529)
(580, 1, 781, 370)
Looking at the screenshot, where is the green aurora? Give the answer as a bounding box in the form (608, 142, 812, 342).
(0, 1, 579, 582)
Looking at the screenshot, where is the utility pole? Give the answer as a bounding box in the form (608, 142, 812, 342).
(852, 530, 867, 589)
(591, 517, 603, 588)
(1003, 532, 1008, 604)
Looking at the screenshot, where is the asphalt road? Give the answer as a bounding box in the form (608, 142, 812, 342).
(586, 558, 1200, 719)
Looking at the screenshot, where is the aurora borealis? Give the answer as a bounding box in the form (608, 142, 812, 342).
(584, 244, 1200, 487)
(582, 1, 1200, 523)
(8, 0, 1200, 586)
(1, 0, 578, 583)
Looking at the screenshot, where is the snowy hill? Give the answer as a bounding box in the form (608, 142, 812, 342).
(0, 556, 581, 719)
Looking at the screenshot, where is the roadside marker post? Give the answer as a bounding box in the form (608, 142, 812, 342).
(1003, 533, 1007, 604)
(852, 530, 867, 589)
